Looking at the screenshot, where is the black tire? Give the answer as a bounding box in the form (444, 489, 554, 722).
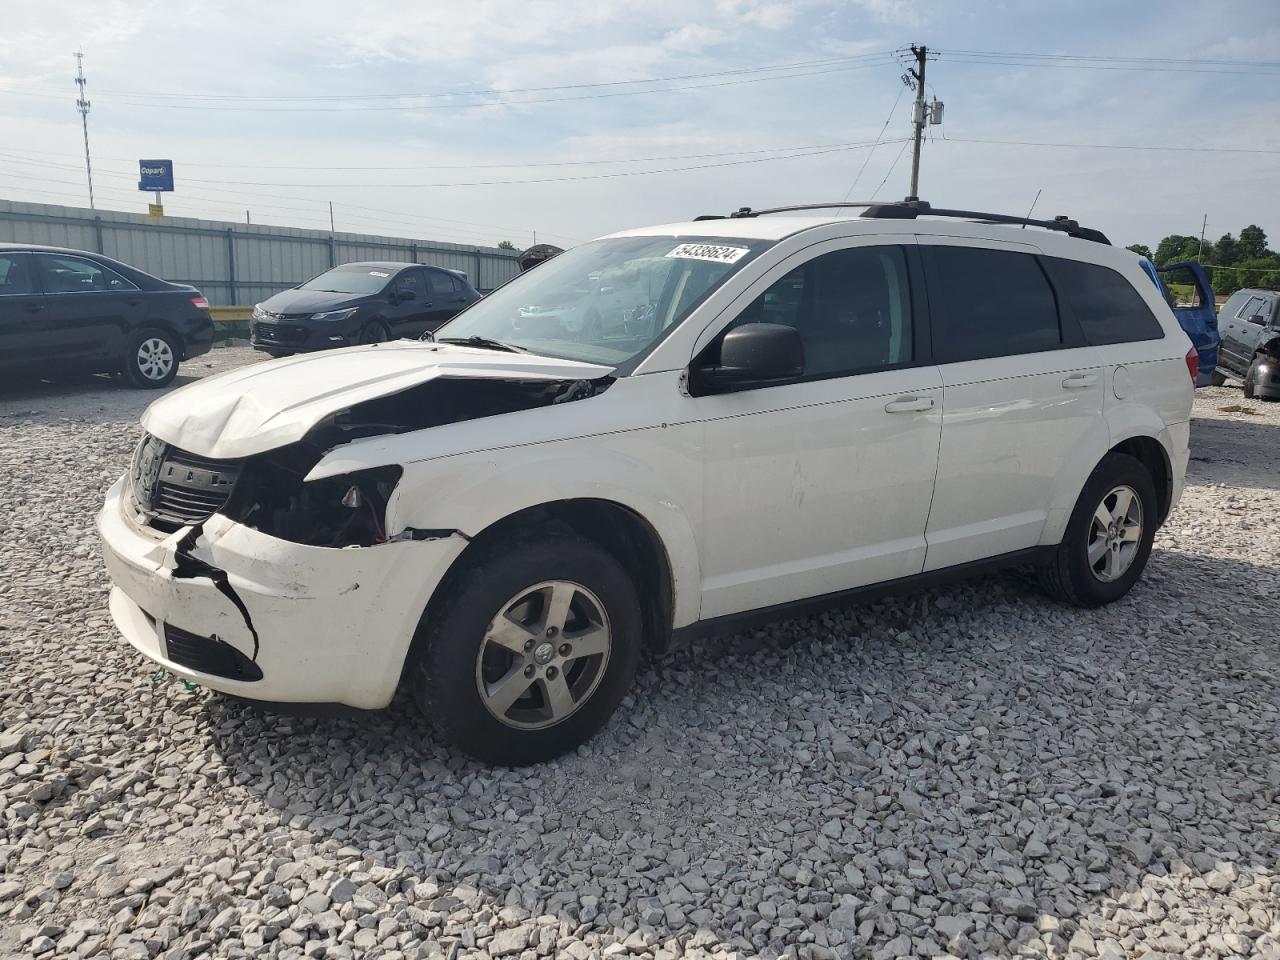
(123, 327, 180, 388)
(358, 321, 390, 345)
(1244, 364, 1256, 399)
(1209, 369, 1227, 387)
(1037, 452, 1158, 608)
(412, 533, 641, 765)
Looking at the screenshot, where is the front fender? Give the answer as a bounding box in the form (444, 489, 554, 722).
(389, 430, 704, 629)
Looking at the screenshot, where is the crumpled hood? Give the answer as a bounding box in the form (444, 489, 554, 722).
(142, 342, 613, 459)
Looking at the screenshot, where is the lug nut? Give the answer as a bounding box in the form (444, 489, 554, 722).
(558, 643, 571, 657)
(524, 639, 535, 652)
(545, 666, 558, 679)
(546, 626, 558, 638)
(524, 665, 535, 677)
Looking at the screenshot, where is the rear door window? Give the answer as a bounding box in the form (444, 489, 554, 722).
(36, 254, 138, 293)
(0, 254, 36, 296)
(428, 271, 456, 297)
(925, 246, 1062, 362)
(1043, 258, 1165, 345)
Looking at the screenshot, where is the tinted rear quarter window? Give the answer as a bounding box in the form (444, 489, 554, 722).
(1043, 258, 1165, 345)
(926, 246, 1061, 362)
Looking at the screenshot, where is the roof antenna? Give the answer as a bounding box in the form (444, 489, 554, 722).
(1021, 188, 1042, 228)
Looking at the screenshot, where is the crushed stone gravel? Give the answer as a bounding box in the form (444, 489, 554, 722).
(1, 346, 1278, 959)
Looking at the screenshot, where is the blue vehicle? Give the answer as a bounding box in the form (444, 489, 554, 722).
(1138, 258, 1219, 386)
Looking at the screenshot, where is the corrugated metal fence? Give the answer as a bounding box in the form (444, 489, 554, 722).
(0, 199, 522, 305)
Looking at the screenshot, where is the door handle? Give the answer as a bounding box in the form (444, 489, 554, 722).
(884, 396, 935, 413)
(1062, 374, 1098, 389)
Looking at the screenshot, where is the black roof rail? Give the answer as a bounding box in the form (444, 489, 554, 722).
(711, 199, 1111, 244)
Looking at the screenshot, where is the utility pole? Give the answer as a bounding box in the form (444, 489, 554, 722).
(245, 210, 251, 225)
(906, 44, 928, 201)
(329, 200, 335, 233)
(74, 50, 95, 209)
(1197, 213, 1207, 261)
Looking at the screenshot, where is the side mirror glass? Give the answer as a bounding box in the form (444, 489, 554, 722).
(397, 289, 416, 302)
(698, 322, 804, 390)
(1247, 314, 1265, 325)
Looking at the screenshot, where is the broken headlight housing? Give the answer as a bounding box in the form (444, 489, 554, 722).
(223, 460, 402, 548)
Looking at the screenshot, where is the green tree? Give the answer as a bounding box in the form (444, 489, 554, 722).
(1238, 224, 1268, 260)
(1215, 233, 1239, 265)
(1126, 243, 1153, 259)
(1153, 234, 1198, 265)
(497, 240, 516, 250)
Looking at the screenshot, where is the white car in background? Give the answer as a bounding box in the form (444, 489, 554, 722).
(98, 200, 1193, 765)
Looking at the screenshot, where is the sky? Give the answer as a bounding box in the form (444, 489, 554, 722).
(0, 0, 1277, 251)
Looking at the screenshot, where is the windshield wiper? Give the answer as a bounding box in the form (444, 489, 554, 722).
(434, 335, 528, 354)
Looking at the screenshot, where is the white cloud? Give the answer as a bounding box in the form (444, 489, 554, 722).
(663, 24, 725, 53)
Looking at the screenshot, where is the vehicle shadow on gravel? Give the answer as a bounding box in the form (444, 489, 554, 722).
(199, 545, 1280, 958)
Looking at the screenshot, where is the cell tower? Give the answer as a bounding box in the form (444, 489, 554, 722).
(75, 50, 95, 209)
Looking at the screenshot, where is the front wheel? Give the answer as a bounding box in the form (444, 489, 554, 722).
(412, 534, 641, 765)
(123, 327, 179, 388)
(357, 321, 390, 345)
(1037, 452, 1158, 608)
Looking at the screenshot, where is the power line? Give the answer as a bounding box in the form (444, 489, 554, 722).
(5, 139, 906, 189)
(938, 50, 1280, 77)
(842, 86, 906, 201)
(0, 137, 926, 172)
(870, 140, 911, 200)
(941, 49, 1280, 68)
(940, 136, 1280, 156)
(6, 60, 892, 113)
(88, 52, 897, 101)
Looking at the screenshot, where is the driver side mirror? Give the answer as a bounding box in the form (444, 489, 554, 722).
(1247, 314, 1266, 325)
(697, 323, 804, 391)
(396, 289, 416, 302)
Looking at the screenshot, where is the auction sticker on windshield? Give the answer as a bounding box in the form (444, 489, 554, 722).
(665, 243, 749, 264)
(369, 270, 390, 277)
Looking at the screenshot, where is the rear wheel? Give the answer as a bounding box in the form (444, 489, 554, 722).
(1037, 452, 1157, 608)
(412, 534, 641, 765)
(123, 327, 179, 388)
(1209, 369, 1227, 387)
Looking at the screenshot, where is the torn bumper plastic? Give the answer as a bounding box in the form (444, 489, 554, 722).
(97, 476, 469, 709)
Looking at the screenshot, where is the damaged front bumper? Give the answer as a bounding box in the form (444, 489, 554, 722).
(97, 476, 469, 709)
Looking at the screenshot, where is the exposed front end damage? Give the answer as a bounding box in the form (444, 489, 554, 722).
(99, 361, 614, 709)
(98, 478, 470, 708)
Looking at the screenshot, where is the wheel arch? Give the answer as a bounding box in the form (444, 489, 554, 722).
(410, 497, 684, 673)
(1109, 434, 1172, 525)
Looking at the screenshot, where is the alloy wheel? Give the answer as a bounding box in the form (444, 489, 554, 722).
(1087, 484, 1143, 582)
(135, 337, 175, 381)
(474, 580, 611, 730)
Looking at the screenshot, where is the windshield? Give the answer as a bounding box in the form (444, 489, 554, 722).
(299, 265, 397, 294)
(435, 235, 772, 366)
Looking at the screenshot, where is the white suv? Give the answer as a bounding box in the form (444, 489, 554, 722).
(98, 201, 1195, 764)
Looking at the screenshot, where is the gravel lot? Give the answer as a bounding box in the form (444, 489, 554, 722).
(1, 345, 1278, 960)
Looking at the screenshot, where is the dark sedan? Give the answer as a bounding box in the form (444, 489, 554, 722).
(250, 261, 480, 356)
(0, 243, 214, 388)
